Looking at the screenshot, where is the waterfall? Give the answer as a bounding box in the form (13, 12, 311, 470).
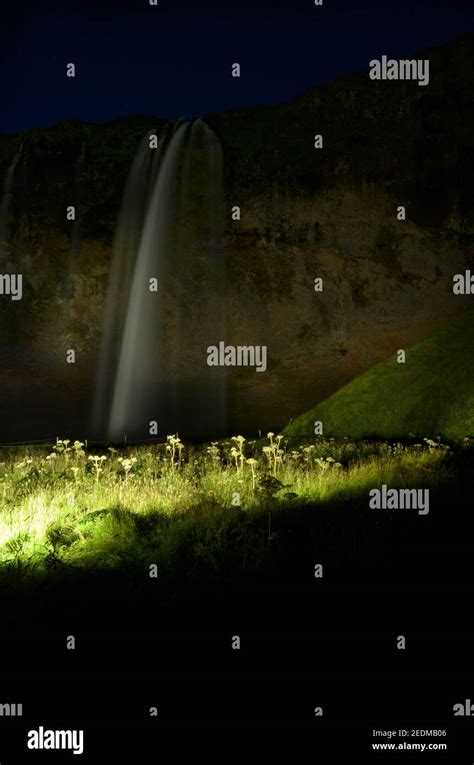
(92, 118, 227, 442)
(0, 142, 23, 259)
(91, 124, 171, 435)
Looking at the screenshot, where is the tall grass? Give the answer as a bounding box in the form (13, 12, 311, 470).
(0, 434, 461, 582)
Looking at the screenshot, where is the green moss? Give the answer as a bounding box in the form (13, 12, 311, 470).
(284, 306, 474, 440)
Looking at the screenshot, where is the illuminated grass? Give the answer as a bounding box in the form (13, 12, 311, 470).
(0, 434, 464, 582)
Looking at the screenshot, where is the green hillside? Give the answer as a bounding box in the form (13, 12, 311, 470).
(284, 306, 474, 440)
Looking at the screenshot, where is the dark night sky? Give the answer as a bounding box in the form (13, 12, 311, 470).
(1, 0, 473, 133)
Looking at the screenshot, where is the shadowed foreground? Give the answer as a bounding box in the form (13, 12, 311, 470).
(0, 434, 473, 631)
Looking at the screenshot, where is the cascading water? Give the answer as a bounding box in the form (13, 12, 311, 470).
(92, 118, 226, 442)
(91, 124, 172, 435)
(0, 142, 22, 259)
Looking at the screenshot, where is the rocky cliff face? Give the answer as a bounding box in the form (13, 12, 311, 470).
(0, 35, 472, 439)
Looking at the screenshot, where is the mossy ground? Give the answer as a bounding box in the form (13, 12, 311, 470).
(284, 306, 474, 440)
(0, 433, 471, 613)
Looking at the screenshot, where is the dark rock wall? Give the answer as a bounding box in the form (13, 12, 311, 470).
(0, 35, 472, 438)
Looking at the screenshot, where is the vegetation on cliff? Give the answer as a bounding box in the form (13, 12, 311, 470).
(284, 306, 474, 439)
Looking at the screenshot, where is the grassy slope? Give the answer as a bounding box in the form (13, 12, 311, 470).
(284, 306, 474, 440)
